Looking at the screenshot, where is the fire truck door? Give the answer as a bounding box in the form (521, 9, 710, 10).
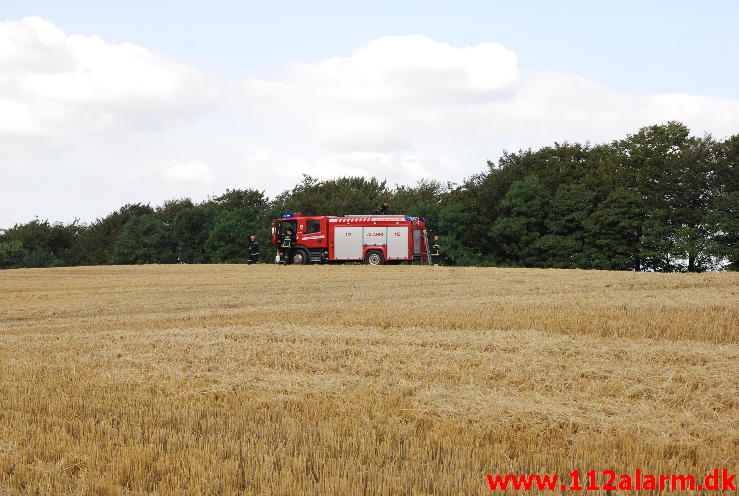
(333, 227, 363, 259)
(387, 226, 409, 259)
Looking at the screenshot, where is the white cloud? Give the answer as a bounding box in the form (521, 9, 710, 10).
(0, 98, 36, 135)
(292, 35, 520, 102)
(115, 159, 216, 185)
(0, 16, 217, 137)
(1, 21, 738, 227)
(159, 160, 216, 184)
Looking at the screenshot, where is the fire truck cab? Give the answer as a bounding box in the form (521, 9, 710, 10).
(272, 213, 427, 265)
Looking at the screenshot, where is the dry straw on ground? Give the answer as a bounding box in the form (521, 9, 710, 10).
(0, 265, 737, 495)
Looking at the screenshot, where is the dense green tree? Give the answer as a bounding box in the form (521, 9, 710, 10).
(639, 214, 675, 272)
(721, 134, 739, 193)
(275, 175, 389, 215)
(112, 215, 175, 264)
(584, 190, 645, 270)
(469, 142, 603, 257)
(205, 208, 259, 263)
(711, 135, 739, 270)
(489, 176, 550, 265)
(79, 204, 155, 265)
(673, 226, 720, 272)
(205, 189, 268, 212)
(440, 178, 490, 257)
(435, 202, 478, 265)
(0, 241, 28, 269)
(711, 191, 739, 270)
(0, 219, 82, 267)
(524, 184, 595, 268)
(155, 198, 194, 224)
(613, 122, 725, 271)
(171, 206, 219, 263)
(547, 184, 594, 236)
(528, 235, 583, 268)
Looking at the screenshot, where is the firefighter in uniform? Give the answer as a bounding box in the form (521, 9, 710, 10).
(248, 235, 260, 264)
(375, 201, 390, 215)
(280, 228, 295, 264)
(430, 235, 442, 266)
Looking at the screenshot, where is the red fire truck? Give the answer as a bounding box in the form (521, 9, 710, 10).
(271, 213, 428, 265)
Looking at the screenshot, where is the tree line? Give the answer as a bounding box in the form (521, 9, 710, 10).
(1, 122, 737, 271)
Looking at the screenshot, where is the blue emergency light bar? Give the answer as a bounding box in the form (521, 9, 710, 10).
(282, 213, 294, 218)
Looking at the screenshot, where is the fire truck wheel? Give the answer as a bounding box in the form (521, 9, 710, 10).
(364, 250, 385, 266)
(292, 249, 310, 265)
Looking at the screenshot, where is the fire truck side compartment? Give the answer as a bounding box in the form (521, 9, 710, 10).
(333, 227, 363, 259)
(386, 226, 409, 259)
(363, 227, 386, 247)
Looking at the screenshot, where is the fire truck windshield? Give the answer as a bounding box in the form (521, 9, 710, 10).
(278, 219, 297, 234)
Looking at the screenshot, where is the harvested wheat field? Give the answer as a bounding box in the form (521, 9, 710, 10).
(0, 265, 737, 495)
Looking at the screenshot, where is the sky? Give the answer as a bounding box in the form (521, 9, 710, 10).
(1, 0, 738, 227)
